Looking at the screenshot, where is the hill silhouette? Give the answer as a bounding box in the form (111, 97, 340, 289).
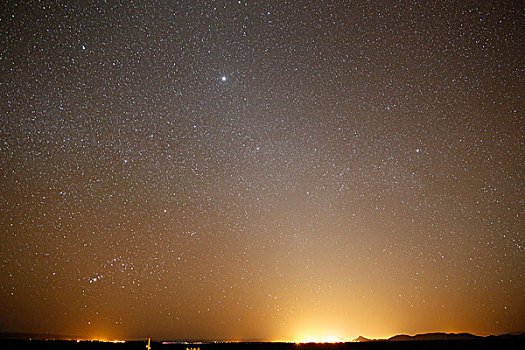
(353, 331, 525, 342)
(353, 335, 373, 342)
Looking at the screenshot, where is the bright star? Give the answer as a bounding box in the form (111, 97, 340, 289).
(221, 76, 227, 82)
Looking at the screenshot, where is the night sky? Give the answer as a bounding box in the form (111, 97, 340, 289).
(1, 0, 524, 342)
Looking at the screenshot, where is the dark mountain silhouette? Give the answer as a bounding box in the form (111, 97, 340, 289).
(353, 336, 373, 342)
(389, 332, 478, 341)
(353, 332, 525, 342)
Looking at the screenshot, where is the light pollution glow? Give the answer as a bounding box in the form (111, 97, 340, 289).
(1, 0, 523, 342)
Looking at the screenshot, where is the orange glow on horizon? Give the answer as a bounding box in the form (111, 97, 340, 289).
(292, 335, 348, 344)
(75, 339, 126, 343)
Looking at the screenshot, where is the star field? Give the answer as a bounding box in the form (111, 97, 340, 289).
(0, 0, 524, 342)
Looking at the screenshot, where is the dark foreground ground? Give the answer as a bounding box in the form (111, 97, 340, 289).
(2, 339, 525, 350)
